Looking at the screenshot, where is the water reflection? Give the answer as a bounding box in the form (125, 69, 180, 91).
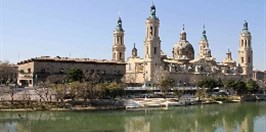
(1, 102, 266, 132)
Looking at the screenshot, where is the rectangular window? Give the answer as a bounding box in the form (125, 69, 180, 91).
(154, 47, 157, 55)
(248, 57, 251, 63)
(241, 57, 244, 63)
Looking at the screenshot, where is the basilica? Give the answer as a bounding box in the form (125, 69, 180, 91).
(112, 4, 253, 86)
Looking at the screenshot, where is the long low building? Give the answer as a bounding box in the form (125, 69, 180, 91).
(17, 56, 126, 87)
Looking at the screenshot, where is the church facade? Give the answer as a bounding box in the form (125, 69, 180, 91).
(112, 4, 253, 86)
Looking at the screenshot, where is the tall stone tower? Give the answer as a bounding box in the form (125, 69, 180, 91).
(238, 21, 253, 78)
(198, 25, 212, 59)
(143, 4, 161, 84)
(112, 17, 126, 62)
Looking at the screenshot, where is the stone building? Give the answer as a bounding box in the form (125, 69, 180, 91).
(125, 4, 253, 86)
(17, 56, 125, 87)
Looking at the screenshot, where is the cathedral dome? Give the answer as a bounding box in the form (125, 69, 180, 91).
(175, 41, 193, 49)
(172, 25, 195, 61)
(173, 41, 195, 61)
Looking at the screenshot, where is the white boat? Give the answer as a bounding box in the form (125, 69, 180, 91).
(162, 101, 185, 107)
(125, 100, 142, 109)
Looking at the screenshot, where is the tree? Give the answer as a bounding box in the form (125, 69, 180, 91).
(67, 68, 84, 82)
(224, 80, 236, 90)
(106, 82, 123, 98)
(246, 80, 259, 93)
(197, 77, 218, 91)
(234, 80, 247, 95)
(52, 83, 68, 107)
(195, 88, 207, 101)
(0, 61, 17, 85)
(173, 89, 183, 100)
(8, 86, 15, 106)
(217, 78, 223, 88)
(153, 66, 169, 87)
(157, 77, 175, 96)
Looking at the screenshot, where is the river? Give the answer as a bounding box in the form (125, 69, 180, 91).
(1, 101, 266, 132)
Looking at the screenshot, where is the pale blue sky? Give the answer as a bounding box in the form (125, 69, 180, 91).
(1, 0, 265, 70)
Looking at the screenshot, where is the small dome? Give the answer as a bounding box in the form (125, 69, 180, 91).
(241, 20, 251, 36)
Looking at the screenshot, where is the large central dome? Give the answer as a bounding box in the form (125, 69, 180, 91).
(172, 26, 195, 61)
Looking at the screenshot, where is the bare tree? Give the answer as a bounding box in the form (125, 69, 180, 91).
(34, 82, 53, 109)
(153, 66, 169, 87)
(0, 61, 17, 85)
(52, 83, 67, 107)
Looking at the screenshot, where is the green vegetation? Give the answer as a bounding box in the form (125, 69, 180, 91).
(67, 68, 84, 82)
(197, 77, 260, 96)
(157, 77, 175, 96)
(197, 77, 222, 91)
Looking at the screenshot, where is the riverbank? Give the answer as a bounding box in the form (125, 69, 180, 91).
(0, 98, 236, 112)
(0, 106, 125, 112)
(1, 94, 265, 112)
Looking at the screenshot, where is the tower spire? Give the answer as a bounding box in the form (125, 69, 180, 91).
(201, 24, 207, 40)
(132, 43, 138, 57)
(149, 2, 157, 19)
(180, 24, 187, 41)
(243, 20, 248, 31)
(116, 17, 124, 32)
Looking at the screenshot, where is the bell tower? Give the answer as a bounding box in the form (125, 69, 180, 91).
(112, 17, 126, 62)
(238, 21, 253, 79)
(143, 4, 161, 83)
(198, 25, 212, 59)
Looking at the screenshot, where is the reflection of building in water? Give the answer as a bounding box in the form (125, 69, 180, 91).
(240, 116, 254, 132)
(124, 117, 150, 132)
(125, 4, 253, 86)
(222, 117, 234, 132)
(0, 122, 17, 132)
(221, 113, 254, 132)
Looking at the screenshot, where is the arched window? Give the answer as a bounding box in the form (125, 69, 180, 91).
(150, 26, 153, 36)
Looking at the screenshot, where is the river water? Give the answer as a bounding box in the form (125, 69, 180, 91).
(1, 102, 266, 132)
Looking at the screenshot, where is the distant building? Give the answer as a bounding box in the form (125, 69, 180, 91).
(124, 4, 253, 86)
(17, 56, 125, 87)
(253, 70, 264, 81)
